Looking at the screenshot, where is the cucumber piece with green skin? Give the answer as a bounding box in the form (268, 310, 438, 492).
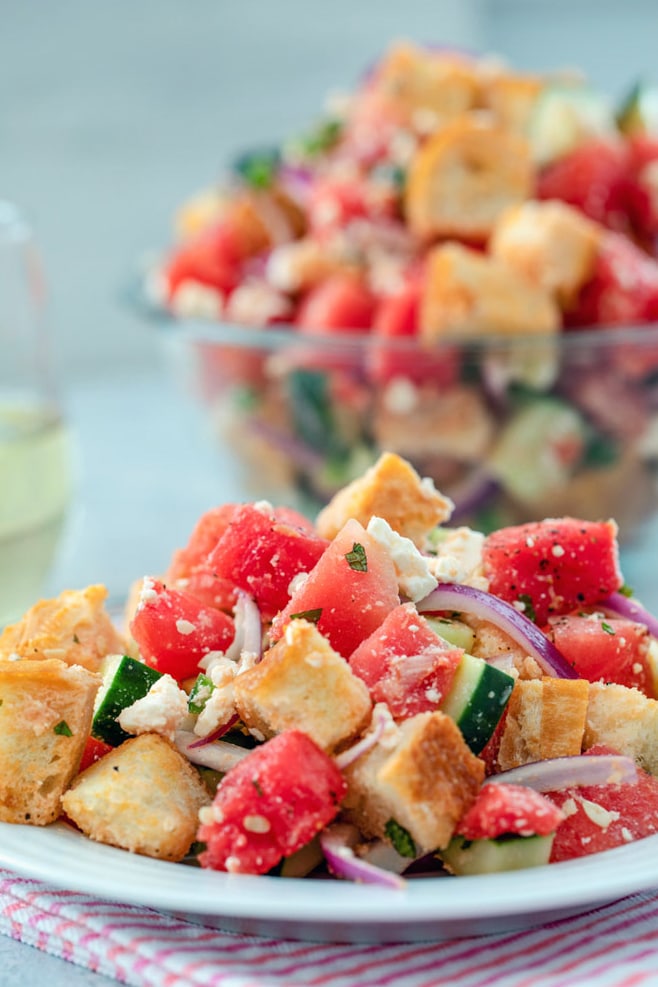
(439, 833, 555, 875)
(527, 83, 617, 166)
(425, 616, 476, 653)
(488, 397, 588, 506)
(92, 655, 163, 747)
(441, 653, 514, 755)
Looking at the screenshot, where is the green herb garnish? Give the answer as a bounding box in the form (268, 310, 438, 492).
(517, 594, 537, 623)
(188, 673, 215, 715)
(385, 818, 416, 859)
(619, 584, 634, 598)
(345, 542, 368, 572)
(232, 147, 281, 189)
(601, 622, 616, 635)
(54, 720, 73, 737)
(289, 608, 323, 624)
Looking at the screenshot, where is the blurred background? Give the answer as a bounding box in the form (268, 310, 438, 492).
(2, 0, 658, 600)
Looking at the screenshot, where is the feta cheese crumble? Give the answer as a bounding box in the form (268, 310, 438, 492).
(118, 674, 189, 741)
(367, 516, 437, 602)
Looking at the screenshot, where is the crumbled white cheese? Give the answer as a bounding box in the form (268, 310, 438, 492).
(224, 281, 292, 327)
(426, 527, 487, 589)
(252, 500, 274, 516)
(194, 677, 236, 738)
(381, 378, 419, 415)
(367, 516, 437, 602)
(288, 571, 309, 596)
(139, 576, 158, 606)
(175, 619, 196, 636)
(118, 674, 189, 741)
(579, 798, 620, 829)
(171, 280, 224, 320)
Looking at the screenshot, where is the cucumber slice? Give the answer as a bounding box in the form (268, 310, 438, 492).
(92, 654, 163, 747)
(617, 81, 658, 137)
(425, 616, 476, 653)
(488, 397, 587, 506)
(439, 833, 554, 875)
(269, 836, 324, 878)
(441, 653, 514, 755)
(188, 673, 215, 714)
(528, 84, 617, 165)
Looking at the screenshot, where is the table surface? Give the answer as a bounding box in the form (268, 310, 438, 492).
(5, 362, 658, 986)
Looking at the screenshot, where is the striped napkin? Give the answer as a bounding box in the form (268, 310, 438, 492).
(2, 870, 658, 987)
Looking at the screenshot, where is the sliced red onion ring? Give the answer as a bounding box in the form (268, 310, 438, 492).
(174, 730, 250, 772)
(485, 754, 638, 792)
(334, 705, 391, 770)
(320, 824, 407, 890)
(601, 592, 658, 639)
(417, 583, 578, 679)
(225, 591, 262, 663)
(188, 713, 240, 749)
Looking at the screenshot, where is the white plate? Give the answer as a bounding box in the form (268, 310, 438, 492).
(2, 820, 658, 943)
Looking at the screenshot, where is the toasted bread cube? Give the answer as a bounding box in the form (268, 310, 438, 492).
(343, 710, 484, 851)
(420, 243, 560, 341)
(234, 619, 371, 752)
(490, 201, 601, 306)
(315, 451, 453, 546)
(62, 734, 210, 861)
(374, 42, 481, 131)
(0, 658, 100, 825)
(405, 115, 534, 241)
(483, 72, 544, 133)
(585, 682, 658, 775)
(0, 585, 127, 673)
(497, 677, 590, 771)
(372, 385, 495, 464)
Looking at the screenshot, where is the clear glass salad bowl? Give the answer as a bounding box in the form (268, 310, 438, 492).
(160, 316, 658, 580)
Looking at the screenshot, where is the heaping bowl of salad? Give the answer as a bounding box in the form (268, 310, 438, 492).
(145, 40, 658, 553)
(4, 452, 658, 941)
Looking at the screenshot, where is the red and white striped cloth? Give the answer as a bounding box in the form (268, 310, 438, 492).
(2, 869, 658, 987)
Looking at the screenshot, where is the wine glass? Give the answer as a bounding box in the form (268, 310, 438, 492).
(0, 201, 74, 627)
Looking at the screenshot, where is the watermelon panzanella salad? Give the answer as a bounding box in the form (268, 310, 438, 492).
(3, 452, 658, 885)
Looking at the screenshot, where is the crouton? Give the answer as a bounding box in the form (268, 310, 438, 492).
(315, 451, 453, 546)
(372, 385, 495, 465)
(0, 658, 99, 825)
(61, 734, 210, 861)
(467, 618, 535, 671)
(497, 677, 590, 771)
(234, 619, 372, 752)
(373, 41, 481, 131)
(490, 201, 601, 306)
(483, 72, 544, 133)
(420, 243, 561, 340)
(405, 115, 534, 242)
(343, 710, 484, 851)
(0, 585, 127, 673)
(585, 682, 658, 775)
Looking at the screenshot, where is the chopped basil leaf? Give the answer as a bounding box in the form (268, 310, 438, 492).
(188, 673, 215, 715)
(289, 608, 323, 624)
(54, 720, 73, 737)
(517, 594, 536, 623)
(232, 147, 281, 189)
(385, 818, 416, 858)
(619, 584, 634, 598)
(601, 621, 616, 635)
(345, 542, 368, 572)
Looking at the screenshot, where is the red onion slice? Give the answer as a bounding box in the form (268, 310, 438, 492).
(334, 705, 391, 770)
(417, 582, 578, 679)
(174, 730, 250, 772)
(225, 591, 262, 664)
(601, 592, 658, 639)
(188, 713, 240, 749)
(485, 754, 638, 792)
(320, 824, 407, 890)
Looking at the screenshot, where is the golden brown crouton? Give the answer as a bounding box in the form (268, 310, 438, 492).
(234, 619, 371, 752)
(497, 677, 590, 771)
(62, 734, 210, 861)
(585, 682, 658, 775)
(483, 72, 544, 133)
(0, 585, 127, 673)
(0, 658, 99, 825)
(420, 243, 560, 341)
(315, 451, 453, 546)
(405, 115, 534, 241)
(490, 201, 601, 307)
(343, 710, 484, 852)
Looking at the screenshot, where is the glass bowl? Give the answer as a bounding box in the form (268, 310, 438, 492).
(160, 315, 658, 521)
